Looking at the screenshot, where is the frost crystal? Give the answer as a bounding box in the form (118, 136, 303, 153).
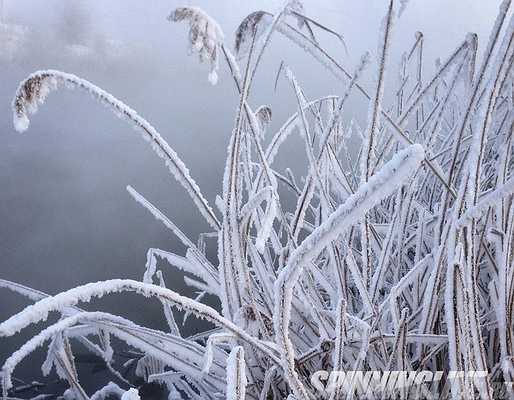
(169, 7, 224, 85)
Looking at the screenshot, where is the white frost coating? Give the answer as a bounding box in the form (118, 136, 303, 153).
(275, 22, 347, 83)
(361, 0, 394, 183)
(255, 195, 278, 253)
(0, 279, 280, 363)
(183, 276, 211, 293)
(156, 270, 181, 336)
(13, 113, 29, 132)
(144, 247, 218, 293)
(345, 252, 374, 314)
(359, 1, 394, 291)
(0, 279, 81, 319)
(202, 332, 234, 374)
(458, 175, 514, 226)
(143, 248, 158, 284)
(127, 186, 219, 288)
(284, 67, 334, 242)
(12, 70, 220, 230)
(90, 382, 125, 400)
(168, 7, 224, 85)
(285, 67, 333, 223)
(444, 243, 462, 393)
(1, 312, 133, 392)
(127, 186, 196, 248)
(319, 52, 370, 152)
(226, 346, 247, 400)
(330, 299, 347, 400)
(261, 96, 338, 182)
(243, 102, 279, 193)
(259, 367, 277, 400)
(62, 389, 75, 400)
(6, 307, 225, 395)
(386, 254, 432, 324)
(121, 388, 140, 400)
(273, 144, 424, 400)
(222, 44, 242, 85)
(182, 291, 207, 325)
(0, 279, 48, 302)
(465, 14, 514, 207)
(239, 186, 274, 221)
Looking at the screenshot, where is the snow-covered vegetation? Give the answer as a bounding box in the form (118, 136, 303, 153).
(2, 0, 514, 399)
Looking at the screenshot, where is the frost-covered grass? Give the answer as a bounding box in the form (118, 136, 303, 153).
(2, 1, 514, 399)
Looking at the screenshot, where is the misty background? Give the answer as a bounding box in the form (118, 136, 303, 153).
(0, 0, 501, 396)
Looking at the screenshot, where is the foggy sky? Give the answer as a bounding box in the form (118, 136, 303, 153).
(0, 0, 502, 393)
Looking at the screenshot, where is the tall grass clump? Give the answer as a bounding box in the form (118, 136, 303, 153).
(3, 0, 514, 399)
